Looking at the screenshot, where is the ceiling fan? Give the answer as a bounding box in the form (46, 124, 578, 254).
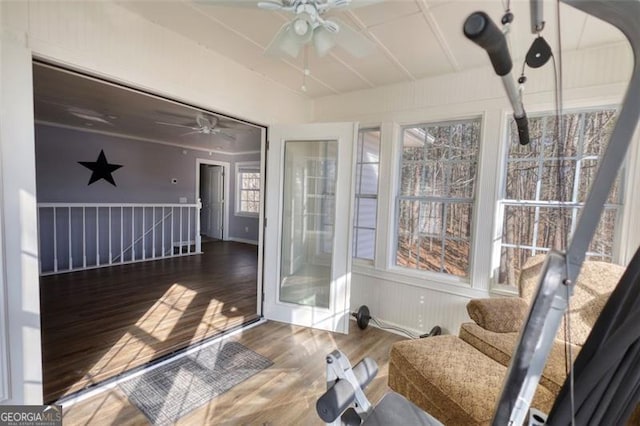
(156, 114, 237, 142)
(201, 0, 379, 58)
(37, 98, 116, 126)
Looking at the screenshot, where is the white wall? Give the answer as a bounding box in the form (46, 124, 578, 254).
(27, 1, 311, 125)
(0, 0, 313, 404)
(0, 1, 42, 405)
(314, 42, 639, 337)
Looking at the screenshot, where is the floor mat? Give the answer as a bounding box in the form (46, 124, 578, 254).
(119, 341, 272, 425)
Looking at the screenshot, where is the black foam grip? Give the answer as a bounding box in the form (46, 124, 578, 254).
(515, 114, 530, 146)
(316, 379, 355, 423)
(463, 11, 512, 76)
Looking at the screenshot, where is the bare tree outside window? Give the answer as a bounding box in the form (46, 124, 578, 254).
(396, 118, 481, 277)
(499, 109, 621, 287)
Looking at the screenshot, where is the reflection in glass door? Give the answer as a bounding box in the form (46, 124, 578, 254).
(280, 140, 338, 309)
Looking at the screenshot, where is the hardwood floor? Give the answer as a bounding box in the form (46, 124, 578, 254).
(40, 241, 259, 403)
(61, 320, 405, 425)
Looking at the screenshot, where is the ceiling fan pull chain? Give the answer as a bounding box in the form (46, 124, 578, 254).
(301, 46, 310, 92)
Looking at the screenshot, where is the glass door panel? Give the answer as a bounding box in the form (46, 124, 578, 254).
(279, 140, 338, 308)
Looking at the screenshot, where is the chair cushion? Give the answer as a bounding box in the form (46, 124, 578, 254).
(519, 255, 625, 346)
(459, 322, 580, 395)
(389, 335, 555, 425)
(466, 297, 529, 333)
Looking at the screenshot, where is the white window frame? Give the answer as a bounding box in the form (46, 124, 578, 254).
(353, 127, 381, 263)
(492, 106, 624, 290)
(393, 117, 482, 281)
(235, 161, 261, 217)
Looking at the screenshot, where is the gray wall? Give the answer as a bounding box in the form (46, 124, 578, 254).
(35, 124, 261, 247)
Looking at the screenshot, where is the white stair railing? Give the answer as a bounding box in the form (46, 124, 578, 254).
(37, 202, 202, 276)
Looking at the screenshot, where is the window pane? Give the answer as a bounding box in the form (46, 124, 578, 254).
(356, 163, 379, 195)
(398, 199, 419, 236)
(589, 208, 617, 259)
(583, 110, 616, 156)
(541, 160, 576, 202)
(362, 129, 380, 163)
(353, 127, 381, 261)
(237, 167, 260, 214)
(417, 237, 444, 273)
(355, 229, 375, 260)
(505, 161, 539, 200)
(356, 198, 377, 229)
(502, 205, 536, 246)
(419, 202, 443, 237)
(445, 203, 472, 240)
(449, 161, 476, 198)
(499, 246, 542, 286)
(443, 238, 470, 276)
(499, 108, 621, 288)
(396, 235, 417, 268)
(397, 118, 481, 278)
(400, 160, 446, 197)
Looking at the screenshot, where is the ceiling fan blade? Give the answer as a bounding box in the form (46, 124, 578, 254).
(257, 1, 285, 11)
(194, 0, 263, 8)
(265, 23, 307, 58)
(328, 17, 376, 58)
(214, 130, 237, 142)
(325, 0, 383, 10)
(155, 121, 198, 130)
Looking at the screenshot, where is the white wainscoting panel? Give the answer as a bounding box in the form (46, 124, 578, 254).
(350, 272, 475, 336)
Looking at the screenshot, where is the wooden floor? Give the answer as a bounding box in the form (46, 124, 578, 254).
(40, 241, 259, 403)
(61, 320, 405, 425)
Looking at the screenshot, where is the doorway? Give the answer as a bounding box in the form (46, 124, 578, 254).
(33, 61, 265, 402)
(199, 163, 225, 241)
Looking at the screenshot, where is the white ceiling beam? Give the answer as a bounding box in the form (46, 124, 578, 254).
(345, 10, 416, 81)
(327, 53, 375, 89)
(415, 0, 460, 72)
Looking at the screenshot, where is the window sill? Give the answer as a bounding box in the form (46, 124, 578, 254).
(351, 263, 491, 300)
(352, 258, 375, 267)
(489, 285, 519, 297)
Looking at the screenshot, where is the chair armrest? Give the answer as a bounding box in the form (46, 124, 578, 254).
(466, 297, 529, 333)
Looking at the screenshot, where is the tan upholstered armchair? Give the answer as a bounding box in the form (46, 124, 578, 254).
(389, 255, 626, 425)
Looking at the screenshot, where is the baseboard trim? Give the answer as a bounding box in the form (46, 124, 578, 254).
(227, 237, 259, 246)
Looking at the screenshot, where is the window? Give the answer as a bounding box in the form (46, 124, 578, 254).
(236, 162, 260, 215)
(353, 128, 381, 261)
(498, 108, 621, 286)
(396, 118, 481, 277)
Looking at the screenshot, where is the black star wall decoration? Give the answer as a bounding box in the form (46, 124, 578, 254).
(78, 150, 123, 187)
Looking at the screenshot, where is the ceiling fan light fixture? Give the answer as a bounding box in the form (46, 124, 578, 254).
(313, 26, 337, 57)
(293, 18, 309, 36)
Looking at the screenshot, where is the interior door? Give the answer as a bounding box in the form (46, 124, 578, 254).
(199, 165, 212, 237)
(209, 166, 224, 239)
(264, 122, 357, 334)
(200, 165, 224, 239)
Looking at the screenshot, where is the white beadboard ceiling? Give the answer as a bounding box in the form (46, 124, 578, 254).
(118, 0, 625, 98)
(32, 0, 625, 151)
